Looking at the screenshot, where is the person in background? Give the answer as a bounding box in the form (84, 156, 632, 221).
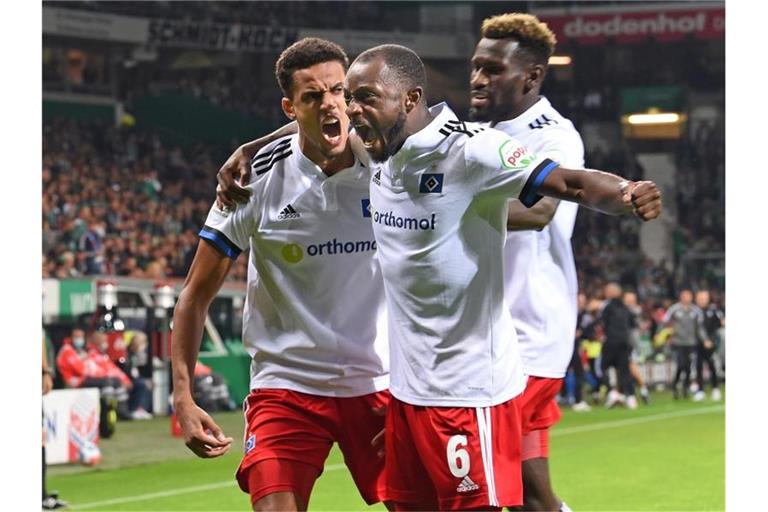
(595, 283, 637, 409)
(57, 328, 134, 437)
(623, 291, 651, 405)
(694, 290, 722, 401)
(568, 293, 593, 411)
(43, 333, 68, 510)
(123, 330, 154, 419)
(582, 298, 603, 404)
(664, 289, 709, 400)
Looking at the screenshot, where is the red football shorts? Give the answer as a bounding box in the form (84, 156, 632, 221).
(236, 388, 390, 507)
(385, 396, 523, 511)
(519, 376, 563, 461)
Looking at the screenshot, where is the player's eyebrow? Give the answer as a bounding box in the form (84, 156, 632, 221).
(349, 85, 379, 97)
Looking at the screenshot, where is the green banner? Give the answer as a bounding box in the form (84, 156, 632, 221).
(58, 280, 96, 317)
(620, 86, 684, 114)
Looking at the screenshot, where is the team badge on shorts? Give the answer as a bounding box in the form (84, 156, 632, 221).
(245, 434, 256, 454)
(419, 173, 444, 193)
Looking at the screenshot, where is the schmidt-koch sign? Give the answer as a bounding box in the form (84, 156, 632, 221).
(536, 4, 724, 44)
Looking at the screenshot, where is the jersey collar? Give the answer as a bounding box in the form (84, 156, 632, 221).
(289, 134, 362, 182)
(390, 102, 457, 169)
(492, 96, 553, 135)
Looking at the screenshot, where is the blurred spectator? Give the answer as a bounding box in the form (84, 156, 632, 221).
(594, 283, 637, 409)
(624, 291, 650, 405)
(123, 331, 154, 420)
(566, 293, 592, 412)
(43, 334, 68, 510)
(663, 289, 708, 400)
(193, 361, 236, 413)
(694, 290, 722, 401)
(56, 329, 133, 437)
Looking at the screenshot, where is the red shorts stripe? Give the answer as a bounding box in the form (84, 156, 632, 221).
(385, 396, 523, 510)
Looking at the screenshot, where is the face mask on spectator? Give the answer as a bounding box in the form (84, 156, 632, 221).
(73, 336, 85, 349)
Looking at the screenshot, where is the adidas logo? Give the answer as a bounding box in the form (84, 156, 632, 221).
(277, 204, 300, 220)
(372, 169, 381, 186)
(456, 475, 479, 493)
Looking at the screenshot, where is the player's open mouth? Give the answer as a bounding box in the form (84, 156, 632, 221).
(354, 124, 376, 148)
(321, 118, 342, 144)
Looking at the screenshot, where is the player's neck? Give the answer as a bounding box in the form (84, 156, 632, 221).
(300, 140, 355, 177)
(402, 106, 435, 142)
(494, 93, 541, 125)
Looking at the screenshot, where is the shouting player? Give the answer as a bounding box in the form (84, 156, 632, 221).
(467, 13, 583, 511)
(343, 44, 660, 510)
(171, 38, 390, 511)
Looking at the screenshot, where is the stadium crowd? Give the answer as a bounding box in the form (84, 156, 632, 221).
(42, 118, 249, 282)
(41, 114, 722, 293)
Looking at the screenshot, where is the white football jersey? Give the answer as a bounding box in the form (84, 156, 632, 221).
(200, 134, 389, 397)
(369, 103, 558, 407)
(493, 97, 585, 378)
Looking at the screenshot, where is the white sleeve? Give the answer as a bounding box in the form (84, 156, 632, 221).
(535, 125, 585, 170)
(198, 187, 258, 259)
(466, 128, 559, 207)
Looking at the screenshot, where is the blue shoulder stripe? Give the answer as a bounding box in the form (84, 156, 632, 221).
(519, 158, 558, 208)
(199, 225, 242, 259)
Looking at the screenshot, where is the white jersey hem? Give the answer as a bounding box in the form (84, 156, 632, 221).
(390, 381, 525, 408)
(249, 374, 390, 398)
(523, 367, 567, 379)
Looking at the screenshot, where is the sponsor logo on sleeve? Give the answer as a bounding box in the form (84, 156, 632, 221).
(499, 140, 537, 170)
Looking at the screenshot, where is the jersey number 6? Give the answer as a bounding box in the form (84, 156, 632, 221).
(446, 434, 470, 478)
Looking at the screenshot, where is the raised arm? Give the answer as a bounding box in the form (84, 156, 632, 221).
(538, 167, 661, 221)
(171, 240, 235, 458)
(216, 121, 299, 208)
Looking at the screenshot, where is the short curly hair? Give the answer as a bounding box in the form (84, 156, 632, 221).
(480, 13, 557, 66)
(352, 44, 427, 93)
(275, 37, 349, 97)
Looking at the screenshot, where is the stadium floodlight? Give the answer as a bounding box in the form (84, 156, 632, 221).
(548, 55, 572, 66)
(626, 112, 682, 125)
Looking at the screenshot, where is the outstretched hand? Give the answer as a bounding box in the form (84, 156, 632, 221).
(216, 144, 254, 209)
(623, 180, 662, 221)
(175, 400, 233, 458)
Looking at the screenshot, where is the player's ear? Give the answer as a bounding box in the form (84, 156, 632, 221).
(405, 87, 423, 113)
(281, 97, 296, 120)
(524, 64, 545, 94)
